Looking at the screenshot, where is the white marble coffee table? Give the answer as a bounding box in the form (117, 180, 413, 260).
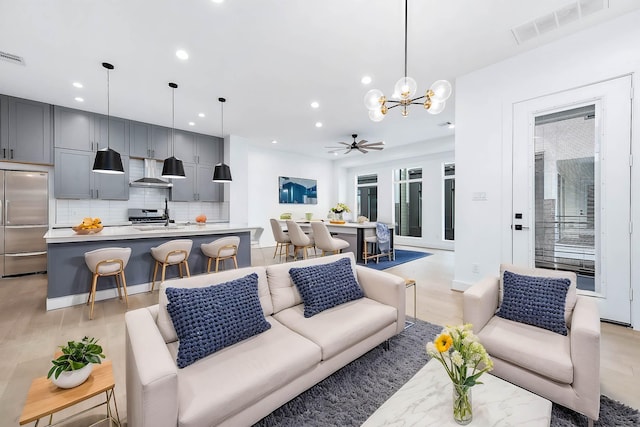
(362, 359, 551, 427)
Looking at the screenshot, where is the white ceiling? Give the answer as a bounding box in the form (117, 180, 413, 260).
(1, 0, 638, 161)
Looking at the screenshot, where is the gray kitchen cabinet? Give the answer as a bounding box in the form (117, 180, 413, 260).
(54, 148, 129, 200)
(196, 163, 222, 202)
(170, 162, 221, 202)
(54, 149, 92, 199)
(95, 114, 129, 154)
(4, 97, 52, 164)
(54, 106, 129, 153)
(93, 154, 130, 200)
(131, 122, 170, 160)
(0, 96, 7, 156)
(169, 161, 196, 202)
(195, 134, 221, 165)
(172, 129, 197, 163)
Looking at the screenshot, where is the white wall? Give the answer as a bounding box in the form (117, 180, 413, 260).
(454, 10, 640, 329)
(339, 136, 455, 250)
(246, 146, 335, 247)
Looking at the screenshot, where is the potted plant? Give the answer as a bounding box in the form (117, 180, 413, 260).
(47, 336, 105, 389)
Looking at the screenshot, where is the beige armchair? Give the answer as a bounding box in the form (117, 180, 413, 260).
(463, 264, 600, 425)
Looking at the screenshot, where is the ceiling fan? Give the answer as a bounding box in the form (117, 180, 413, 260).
(326, 134, 385, 155)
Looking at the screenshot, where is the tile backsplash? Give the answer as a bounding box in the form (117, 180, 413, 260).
(54, 158, 229, 225)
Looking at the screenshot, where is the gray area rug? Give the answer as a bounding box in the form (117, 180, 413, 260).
(254, 319, 640, 427)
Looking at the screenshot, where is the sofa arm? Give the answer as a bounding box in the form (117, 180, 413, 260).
(125, 307, 179, 427)
(355, 265, 406, 334)
(463, 276, 500, 333)
(569, 295, 601, 420)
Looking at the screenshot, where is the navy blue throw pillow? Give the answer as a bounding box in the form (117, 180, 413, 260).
(497, 270, 570, 335)
(289, 257, 364, 318)
(166, 273, 271, 368)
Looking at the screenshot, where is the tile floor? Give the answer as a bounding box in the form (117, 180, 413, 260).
(1, 246, 638, 426)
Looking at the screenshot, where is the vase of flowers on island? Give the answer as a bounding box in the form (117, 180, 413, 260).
(426, 324, 493, 425)
(330, 203, 351, 221)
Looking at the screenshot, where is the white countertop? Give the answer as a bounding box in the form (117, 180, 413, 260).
(45, 223, 257, 244)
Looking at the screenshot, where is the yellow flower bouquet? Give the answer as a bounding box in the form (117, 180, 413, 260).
(426, 324, 493, 425)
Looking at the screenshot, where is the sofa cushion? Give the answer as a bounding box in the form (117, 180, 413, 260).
(289, 257, 364, 317)
(169, 317, 321, 427)
(500, 264, 577, 327)
(166, 273, 271, 368)
(273, 298, 397, 360)
(158, 266, 271, 343)
(497, 270, 570, 335)
(267, 253, 358, 314)
(478, 315, 573, 384)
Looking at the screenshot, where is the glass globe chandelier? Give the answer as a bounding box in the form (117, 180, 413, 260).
(364, 0, 452, 121)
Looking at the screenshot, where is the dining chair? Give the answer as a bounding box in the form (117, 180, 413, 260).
(286, 220, 316, 260)
(310, 221, 349, 256)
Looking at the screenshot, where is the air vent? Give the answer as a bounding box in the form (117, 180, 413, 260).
(511, 0, 609, 45)
(0, 51, 25, 65)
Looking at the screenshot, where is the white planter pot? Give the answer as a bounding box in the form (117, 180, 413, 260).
(50, 363, 93, 389)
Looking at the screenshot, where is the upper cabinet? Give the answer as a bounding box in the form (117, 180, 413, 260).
(54, 106, 129, 154)
(172, 129, 197, 163)
(0, 96, 53, 164)
(54, 148, 130, 200)
(170, 130, 221, 165)
(130, 122, 170, 160)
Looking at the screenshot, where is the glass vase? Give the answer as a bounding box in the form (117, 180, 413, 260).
(335, 212, 343, 221)
(452, 383, 472, 425)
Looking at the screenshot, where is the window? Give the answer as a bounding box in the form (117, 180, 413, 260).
(444, 163, 455, 241)
(357, 174, 377, 222)
(394, 167, 422, 237)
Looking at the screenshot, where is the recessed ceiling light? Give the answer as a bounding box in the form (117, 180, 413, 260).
(361, 75, 372, 85)
(448, 123, 455, 129)
(310, 101, 319, 109)
(315, 122, 323, 128)
(271, 140, 278, 144)
(188, 121, 195, 126)
(198, 113, 205, 118)
(211, 0, 224, 3)
(72, 82, 83, 88)
(176, 49, 189, 60)
(74, 97, 84, 102)
(333, 152, 338, 156)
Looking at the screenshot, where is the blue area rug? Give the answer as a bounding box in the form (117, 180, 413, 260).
(361, 249, 431, 270)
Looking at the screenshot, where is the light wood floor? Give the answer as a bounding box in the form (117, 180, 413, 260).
(1, 246, 638, 426)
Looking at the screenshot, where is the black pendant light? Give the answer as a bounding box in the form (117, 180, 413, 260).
(93, 62, 125, 174)
(162, 82, 186, 179)
(213, 97, 232, 182)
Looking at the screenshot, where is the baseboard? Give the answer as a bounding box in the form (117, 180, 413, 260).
(46, 282, 151, 311)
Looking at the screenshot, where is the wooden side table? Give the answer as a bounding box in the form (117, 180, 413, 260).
(19, 360, 121, 426)
(404, 278, 417, 329)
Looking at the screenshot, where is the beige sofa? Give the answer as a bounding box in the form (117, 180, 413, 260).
(463, 264, 600, 423)
(125, 253, 405, 427)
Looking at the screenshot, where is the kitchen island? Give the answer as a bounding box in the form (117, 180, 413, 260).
(44, 223, 257, 310)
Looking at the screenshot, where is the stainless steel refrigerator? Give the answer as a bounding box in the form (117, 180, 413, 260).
(0, 170, 48, 277)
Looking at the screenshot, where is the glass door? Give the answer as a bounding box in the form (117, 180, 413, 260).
(512, 76, 632, 324)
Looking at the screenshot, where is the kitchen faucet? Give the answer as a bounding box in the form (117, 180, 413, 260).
(164, 197, 170, 227)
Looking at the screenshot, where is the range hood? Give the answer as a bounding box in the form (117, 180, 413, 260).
(130, 159, 173, 188)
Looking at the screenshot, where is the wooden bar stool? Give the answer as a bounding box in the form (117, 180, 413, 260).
(150, 239, 193, 291)
(201, 236, 240, 272)
(84, 247, 132, 320)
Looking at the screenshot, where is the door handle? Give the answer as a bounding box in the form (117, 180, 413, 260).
(10, 149, 13, 159)
(5, 200, 9, 225)
(512, 224, 530, 230)
(2, 148, 5, 158)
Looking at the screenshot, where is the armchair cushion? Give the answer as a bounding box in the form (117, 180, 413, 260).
(166, 273, 271, 368)
(497, 270, 570, 335)
(289, 257, 364, 318)
(500, 264, 577, 326)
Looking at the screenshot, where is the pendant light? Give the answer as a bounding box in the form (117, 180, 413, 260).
(92, 62, 125, 174)
(162, 82, 186, 179)
(213, 97, 232, 182)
